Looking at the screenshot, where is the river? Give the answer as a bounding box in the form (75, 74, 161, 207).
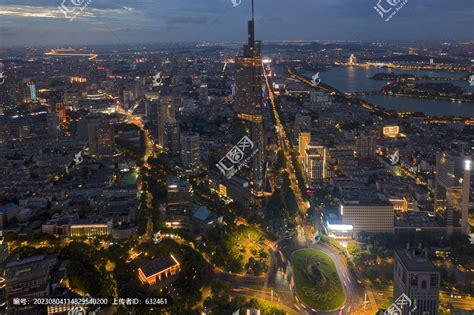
(304, 67, 474, 117)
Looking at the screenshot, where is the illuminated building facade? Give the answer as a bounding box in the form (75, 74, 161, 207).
(304, 145, 327, 180)
(434, 152, 471, 235)
(138, 255, 180, 285)
(235, 0, 265, 202)
(166, 176, 191, 206)
(199, 84, 208, 105)
(69, 223, 111, 237)
(341, 199, 394, 235)
(383, 125, 400, 138)
(298, 132, 311, 160)
(55, 101, 67, 123)
(23, 81, 37, 103)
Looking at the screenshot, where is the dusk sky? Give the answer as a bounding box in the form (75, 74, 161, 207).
(0, 0, 472, 47)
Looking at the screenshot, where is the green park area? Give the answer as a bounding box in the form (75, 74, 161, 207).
(203, 225, 270, 275)
(291, 249, 345, 312)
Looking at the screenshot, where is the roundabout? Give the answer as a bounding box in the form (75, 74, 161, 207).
(291, 248, 345, 312)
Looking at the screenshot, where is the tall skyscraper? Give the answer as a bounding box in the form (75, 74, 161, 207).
(393, 247, 440, 315)
(165, 119, 181, 156)
(97, 124, 115, 156)
(235, 0, 265, 202)
(180, 132, 200, 169)
(434, 152, 471, 235)
(145, 100, 159, 121)
(23, 81, 37, 103)
(88, 120, 115, 156)
(157, 96, 176, 148)
(199, 84, 209, 105)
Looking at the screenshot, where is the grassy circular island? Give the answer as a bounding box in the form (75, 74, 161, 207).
(291, 249, 345, 312)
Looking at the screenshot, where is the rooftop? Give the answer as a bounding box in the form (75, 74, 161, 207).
(396, 249, 438, 273)
(140, 256, 180, 278)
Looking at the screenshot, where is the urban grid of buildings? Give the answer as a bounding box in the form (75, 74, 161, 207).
(0, 1, 472, 315)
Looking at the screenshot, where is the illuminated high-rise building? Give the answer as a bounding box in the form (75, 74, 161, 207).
(88, 120, 115, 157)
(23, 81, 37, 103)
(434, 152, 471, 235)
(165, 119, 181, 156)
(298, 132, 311, 160)
(157, 96, 175, 148)
(97, 124, 115, 156)
(304, 144, 327, 180)
(199, 84, 209, 105)
(55, 101, 67, 123)
(235, 0, 265, 202)
(180, 132, 200, 168)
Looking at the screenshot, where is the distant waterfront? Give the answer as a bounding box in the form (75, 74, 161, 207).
(304, 67, 474, 117)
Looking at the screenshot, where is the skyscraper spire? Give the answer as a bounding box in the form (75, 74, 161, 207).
(245, 0, 258, 57)
(252, 0, 255, 22)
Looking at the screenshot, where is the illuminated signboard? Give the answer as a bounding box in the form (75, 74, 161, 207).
(383, 126, 400, 138)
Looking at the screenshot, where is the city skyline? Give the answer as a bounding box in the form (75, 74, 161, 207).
(0, 0, 473, 47)
(0, 0, 472, 314)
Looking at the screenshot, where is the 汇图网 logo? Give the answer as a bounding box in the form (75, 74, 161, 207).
(153, 72, 163, 87)
(312, 72, 321, 86)
(58, 0, 93, 21)
(374, 0, 409, 22)
(231, 0, 242, 8)
(217, 136, 259, 179)
(384, 293, 417, 315)
(468, 74, 474, 87)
